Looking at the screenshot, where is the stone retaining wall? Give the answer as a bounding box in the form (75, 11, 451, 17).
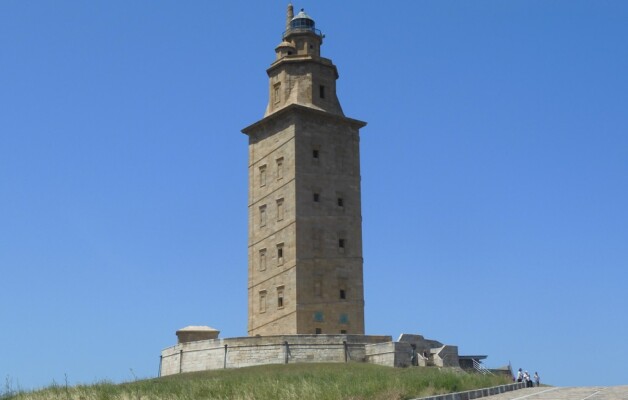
(411, 382, 526, 400)
(364, 341, 417, 368)
(160, 334, 391, 376)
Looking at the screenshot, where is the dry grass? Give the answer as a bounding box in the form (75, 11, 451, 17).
(2, 363, 512, 400)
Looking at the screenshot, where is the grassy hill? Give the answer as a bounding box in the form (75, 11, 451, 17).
(2, 363, 512, 400)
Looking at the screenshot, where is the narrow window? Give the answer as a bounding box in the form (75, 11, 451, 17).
(339, 278, 347, 301)
(339, 314, 349, 324)
(277, 286, 284, 308)
(259, 248, 267, 271)
(259, 165, 267, 187)
(276, 157, 284, 180)
(315, 328, 322, 335)
(259, 291, 267, 313)
(277, 243, 284, 264)
(276, 198, 284, 221)
(273, 83, 281, 104)
(337, 197, 344, 207)
(338, 234, 347, 254)
(340, 330, 347, 334)
(312, 149, 319, 159)
(313, 193, 320, 202)
(259, 205, 267, 227)
(319, 85, 325, 99)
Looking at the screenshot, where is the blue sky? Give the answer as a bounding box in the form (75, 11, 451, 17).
(1, 0, 627, 391)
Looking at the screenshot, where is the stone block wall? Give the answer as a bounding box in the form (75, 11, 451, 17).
(413, 382, 526, 400)
(433, 345, 460, 368)
(160, 334, 392, 377)
(364, 341, 418, 368)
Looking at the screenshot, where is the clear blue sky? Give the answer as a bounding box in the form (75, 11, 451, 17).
(1, 0, 627, 391)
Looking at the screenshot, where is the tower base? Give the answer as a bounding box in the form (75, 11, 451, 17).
(159, 333, 463, 376)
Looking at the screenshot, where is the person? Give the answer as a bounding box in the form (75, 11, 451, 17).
(516, 368, 523, 383)
(534, 372, 540, 387)
(524, 371, 533, 387)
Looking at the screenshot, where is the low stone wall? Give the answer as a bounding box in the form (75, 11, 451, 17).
(160, 334, 391, 376)
(364, 341, 418, 368)
(411, 382, 526, 400)
(433, 345, 459, 368)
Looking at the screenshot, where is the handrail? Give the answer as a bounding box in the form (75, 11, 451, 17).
(282, 27, 323, 38)
(473, 359, 494, 375)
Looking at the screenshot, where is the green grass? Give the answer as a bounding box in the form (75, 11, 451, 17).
(2, 363, 512, 400)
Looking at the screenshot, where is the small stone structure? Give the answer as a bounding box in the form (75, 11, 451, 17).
(176, 326, 220, 344)
(160, 331, 472, 376)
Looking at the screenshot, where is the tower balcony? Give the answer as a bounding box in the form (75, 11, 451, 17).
(282, 26, 323, 39)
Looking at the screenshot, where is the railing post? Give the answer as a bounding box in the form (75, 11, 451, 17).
(224, 344, 228, 369)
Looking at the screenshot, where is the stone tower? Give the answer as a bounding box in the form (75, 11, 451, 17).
(242, 5, 367, 336)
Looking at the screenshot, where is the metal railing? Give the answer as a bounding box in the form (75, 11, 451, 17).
(282, 27, 323, 39)
(473, 359, 494, 375)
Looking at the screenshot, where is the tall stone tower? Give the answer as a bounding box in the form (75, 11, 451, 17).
(242, 5, 367, 336)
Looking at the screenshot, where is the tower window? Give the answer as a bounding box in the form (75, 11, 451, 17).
(277, 286, 284, 308)
(339, 278, 347, 300)
(277, 243, 284, 264)
(341, 330, 347, 334)
(312, 149, 319, 159)
(276, 157, 284, 180)
(313, 311, 324, 322)
(338, 233, 347, 254)
(313, 192, 320, 202)
(276, 198, 284, 221)
(273, 83, 281, 104)
(315, 328, 322, 335)
(337, 197, 344, 207)
(259, 165, 267, 187)
(259, 248, 267, 271)
(339, 314, 349, 324)
(259, 291, 267, 313)
(259, 205, 267, 227)
(319, 85, 325, 99)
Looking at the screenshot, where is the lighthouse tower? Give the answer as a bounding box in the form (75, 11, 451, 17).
(242, 5, 367, 336)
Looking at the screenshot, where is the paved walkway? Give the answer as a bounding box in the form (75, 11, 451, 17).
(485, 386, 628, 400)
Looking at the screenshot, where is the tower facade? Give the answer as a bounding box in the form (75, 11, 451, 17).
(242, 6, 366, 336)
